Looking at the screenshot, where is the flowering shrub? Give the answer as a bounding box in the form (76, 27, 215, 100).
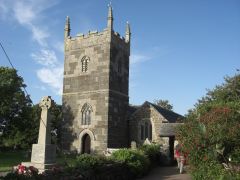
(176, 74, 240, 179)
(16, 164, 38, 176)
(2, 164, 39, 180)
(17, 164, 26, 174)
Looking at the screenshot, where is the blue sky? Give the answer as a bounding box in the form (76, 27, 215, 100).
(0, 0, 239, 115)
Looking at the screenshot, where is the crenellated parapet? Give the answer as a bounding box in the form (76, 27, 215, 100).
(64, 4, 130, 52)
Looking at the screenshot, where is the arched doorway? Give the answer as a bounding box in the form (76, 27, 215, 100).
(81, 134, 91, 154)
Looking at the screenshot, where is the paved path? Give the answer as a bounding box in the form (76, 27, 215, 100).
(139, 166, 192, 180)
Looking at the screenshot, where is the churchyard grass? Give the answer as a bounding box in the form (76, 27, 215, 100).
(0, 151, 29, 172)
(0, 151, 76, 172)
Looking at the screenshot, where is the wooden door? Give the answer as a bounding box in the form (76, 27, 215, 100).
(82, 134, 91, 154)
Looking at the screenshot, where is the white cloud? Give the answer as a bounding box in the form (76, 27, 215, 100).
(31, 49, 58, 67)
(0, 0, 62, 96)
(37, 67, 63, 95)
(130, 46, 169, 65)
(32, 48, 63, 95)
(30, 25, 49, 46)
(34, 85, 47, 91)
(13, 1, 36, 25)
(12, 1, 50, 46)
(54, 41, 64, 53)
(129, 52, 152, 93)
(12, 0, 58, 24)
(130, 54, 150, 65)
(0, 0, 57, 46)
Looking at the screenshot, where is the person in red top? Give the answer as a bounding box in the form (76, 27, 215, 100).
(174, 143, 186, 174)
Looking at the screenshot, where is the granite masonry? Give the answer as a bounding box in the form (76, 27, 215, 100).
(22, 96, 56, 172)
(62, 6, 182, 155)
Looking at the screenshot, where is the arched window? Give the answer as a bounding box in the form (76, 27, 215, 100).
(145, 122, 148, 139)
(81, 56, 90, 72)
(140, 121, 152, 141)
(81, 103, 93, 125)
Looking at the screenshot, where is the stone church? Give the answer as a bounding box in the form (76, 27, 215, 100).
(61, 6, 183, 154)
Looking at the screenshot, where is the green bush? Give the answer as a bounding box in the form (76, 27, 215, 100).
(230, 148, 240, 164)
(177, 74, 240, 179)
(140, 144, 161, 166)
(2, 149, 160, 180)
(2, 153, 136, 180)
(75, 153, 106, 170)
(111, 149, 150, 177)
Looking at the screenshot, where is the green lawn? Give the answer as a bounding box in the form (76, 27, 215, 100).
(0, 151, 30, 172)
(0, 151, 76, 172)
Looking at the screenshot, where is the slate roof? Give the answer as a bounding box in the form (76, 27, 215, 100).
(128, 101, 184, 123)
(159, 123, 183, 137)
(148, 102, 184, 123)
(128, 102, 184, 137)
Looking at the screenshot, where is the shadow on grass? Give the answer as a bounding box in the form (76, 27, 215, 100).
(0, 151, 77, 172)
(0, 151, 30, 172)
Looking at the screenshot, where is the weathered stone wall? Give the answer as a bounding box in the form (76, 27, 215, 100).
(150, 106, 170, 145)
(62, 30, 111, 154)
(108, 33, 130, 148)
(129, 103, 151, 145)
(129, 102, 170, 146)
(62, 29, 130, 153)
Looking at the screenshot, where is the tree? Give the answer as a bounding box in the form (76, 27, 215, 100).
(30, 103, 62, 148)
(0, 67, 63, 149)
(177, 72, 240, 179)
(50, 103, 62, 147)
(0, 67, 32, 149)
(153, 99, 173, 111)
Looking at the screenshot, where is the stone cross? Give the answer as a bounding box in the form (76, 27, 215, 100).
(38, 96, 52, 144)
(22, 96, 56, 173)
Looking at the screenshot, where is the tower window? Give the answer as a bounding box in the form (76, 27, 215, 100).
(81, 56, 90, 72)
(81, 103, 93, 125)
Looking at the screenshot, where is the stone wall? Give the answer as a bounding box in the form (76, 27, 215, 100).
(129, 103, 151, 145)
(129, 102, 172, 146)
(107, 33, 130, 148)
(62, 30, 111, 154)
(62, 29, 130, 153)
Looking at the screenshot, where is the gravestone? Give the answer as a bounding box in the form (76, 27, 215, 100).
(143, 138, 151, 145)
(131, 141, 137, 150)
(22, 96, 56, 172)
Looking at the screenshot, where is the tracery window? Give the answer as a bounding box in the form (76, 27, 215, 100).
(145, 122, 149, 139)
(81, 103, 93, 125)
(81, 56, 90, 72)
(140, 121, 152, 141)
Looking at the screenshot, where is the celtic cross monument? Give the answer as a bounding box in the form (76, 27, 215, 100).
(22, 96, 56, 172)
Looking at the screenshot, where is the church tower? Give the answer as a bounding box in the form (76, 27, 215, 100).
(62, 6, 131, 154)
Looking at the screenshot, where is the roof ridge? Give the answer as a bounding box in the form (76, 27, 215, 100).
(148, 102, 182, 116)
